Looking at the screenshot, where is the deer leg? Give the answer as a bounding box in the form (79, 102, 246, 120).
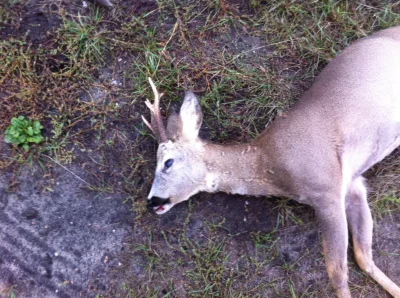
(346, 177, 400, 298)
(316, 199, 351, 298)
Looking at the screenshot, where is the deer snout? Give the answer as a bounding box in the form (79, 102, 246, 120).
(147, 196, 172, 215)
(147, 196, 170, 208)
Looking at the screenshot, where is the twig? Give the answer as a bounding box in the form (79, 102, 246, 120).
(162, 21, 179, 53)
(43, 154, 94, 187)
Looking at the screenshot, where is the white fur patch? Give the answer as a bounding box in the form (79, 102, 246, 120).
(231, 185, 248, 195)
(205, 173, 218, 192)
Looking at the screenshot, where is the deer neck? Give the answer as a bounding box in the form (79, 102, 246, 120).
(202, 142, 281, 197)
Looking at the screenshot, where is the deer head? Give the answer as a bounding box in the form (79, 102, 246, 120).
(143, 78, 209, 214)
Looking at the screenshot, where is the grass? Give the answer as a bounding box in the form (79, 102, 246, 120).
(126, 216, 283, 297)
(1, 0, 399, 297)
(57, 6, 108, 64)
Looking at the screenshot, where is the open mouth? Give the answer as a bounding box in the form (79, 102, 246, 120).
(147, 197, 172, 215)
(154, 205, 165, 212)
(153, 202, 172, 214)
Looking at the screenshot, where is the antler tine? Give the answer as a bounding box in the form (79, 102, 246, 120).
(142, 78, 168, 142)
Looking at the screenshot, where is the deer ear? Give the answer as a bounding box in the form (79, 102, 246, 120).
(179, 91, 203, 140)
(166, 112, 181, 141)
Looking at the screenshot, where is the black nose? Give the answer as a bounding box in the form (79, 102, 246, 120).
(147, 197, 170, 208)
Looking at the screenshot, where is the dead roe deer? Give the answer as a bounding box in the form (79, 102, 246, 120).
(143, 27, 400, 298)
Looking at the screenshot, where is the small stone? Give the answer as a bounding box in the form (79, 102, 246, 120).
(22, 207, 39, 220)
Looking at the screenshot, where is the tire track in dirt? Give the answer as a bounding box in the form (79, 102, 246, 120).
(0, 212, 86, 297)
(0, 246, 72, 298)
(0, 165, 134, 297)
(0, 211, 81, 267)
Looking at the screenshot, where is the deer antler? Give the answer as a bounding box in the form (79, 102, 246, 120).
(142, 78, 168, 143)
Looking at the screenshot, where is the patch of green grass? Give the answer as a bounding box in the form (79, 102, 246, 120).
(183, 237, 232, 297)
(57, 7, 108, 64)
(375, 194, 400, 219)
(251, 230, 280, 261)
(135, 232, 162, 268)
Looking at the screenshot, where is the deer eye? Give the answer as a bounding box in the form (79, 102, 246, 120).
(164, 159, 174, 169)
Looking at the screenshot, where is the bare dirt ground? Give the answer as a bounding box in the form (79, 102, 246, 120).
(0, 1, 399, 297)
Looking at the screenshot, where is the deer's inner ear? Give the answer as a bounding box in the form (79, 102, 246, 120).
(166, 113, 181, 141)
(179, 91, 203, 141)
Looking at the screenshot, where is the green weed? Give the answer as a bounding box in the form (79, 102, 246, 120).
(4, 116, 44, 150)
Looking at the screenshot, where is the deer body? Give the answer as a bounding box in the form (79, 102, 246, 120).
(144, 27, 400, 297)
